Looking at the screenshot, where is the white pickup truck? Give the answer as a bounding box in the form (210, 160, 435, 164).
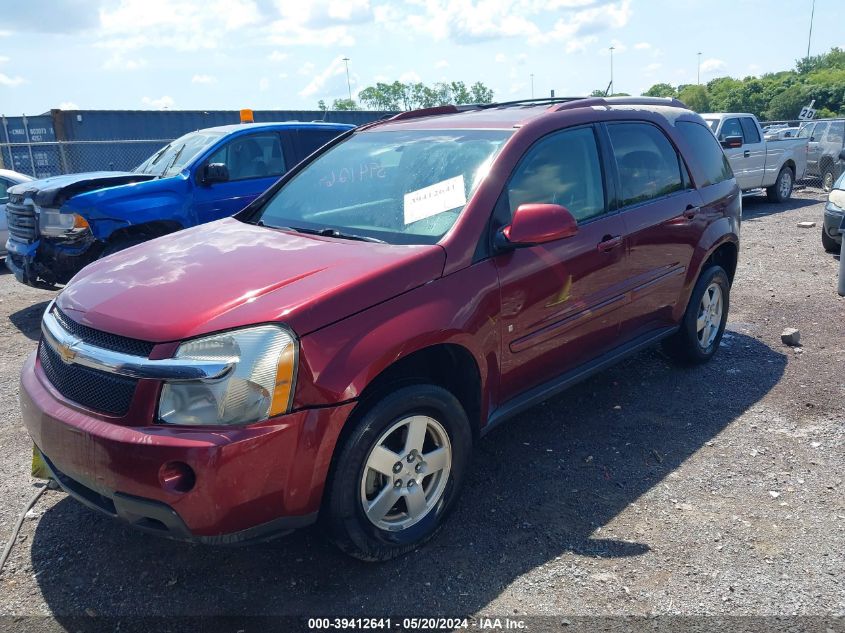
(702, 113, 808, 202)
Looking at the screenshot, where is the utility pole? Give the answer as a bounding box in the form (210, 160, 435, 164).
(806, 0, 816, 63)
(342, 57, 352, 101)
(530, 73, 534, 98)
(697, 52, 702, 85)
(609, 46, 615, 95)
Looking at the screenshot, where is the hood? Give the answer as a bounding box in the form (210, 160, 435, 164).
(8, 171, 156, 208)
(57, 218, 446, 342)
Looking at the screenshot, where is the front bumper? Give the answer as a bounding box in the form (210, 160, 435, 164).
(20, 351, 356, 543)
(5, 235, 101, 287)
(823, 204, 844, 244)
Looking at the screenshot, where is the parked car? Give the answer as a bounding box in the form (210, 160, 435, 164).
(797, 118, 845, 191)
(5, 122, 353, 287)
(764, 127, 799, 141)
(822, 153, 845, 252)
(21, 96, 741, 560)
(702, 112, 807, 201)
(0, 169, 34, 258)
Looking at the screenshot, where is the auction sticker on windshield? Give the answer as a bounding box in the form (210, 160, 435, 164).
(404, 175, 466, 224)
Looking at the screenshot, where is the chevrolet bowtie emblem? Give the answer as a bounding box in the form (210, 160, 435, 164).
(57, 342, 77, 363)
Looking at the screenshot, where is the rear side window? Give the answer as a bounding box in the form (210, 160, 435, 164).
(606, 122, 684, 207)
(507, 126, 606, 223)
(719, 118, 743, 141)
(740, 118, 761, 143)
(0, 179, 8, 201)
(298, 129, 345, 159)
(676, 121, 734, 187)
(798, 123, 815, 139)
(825, 121, 844, 145)
(812, 121, 830, 141)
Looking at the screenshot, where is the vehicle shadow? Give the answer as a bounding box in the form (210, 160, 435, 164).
(8, 300, 51, 341)
(741, 193, 823, 219)
(30, 332, 785, 619)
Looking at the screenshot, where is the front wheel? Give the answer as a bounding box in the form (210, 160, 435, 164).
(662, 265, 730, 365)
(323, 384, 472, 561)
(822, 227, 839, 253)
(766, 166, 793, 203)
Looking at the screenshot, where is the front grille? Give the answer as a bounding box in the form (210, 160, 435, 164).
(54, 307, 155, 357)
(6, 199, 38, 243)
(39, 341, 138, 416)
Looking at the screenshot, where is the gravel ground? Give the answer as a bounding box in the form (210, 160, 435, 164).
(0, 190, 842, 629)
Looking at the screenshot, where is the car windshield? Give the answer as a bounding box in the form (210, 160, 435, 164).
(251, 129, 512, 245)
(134, 130, 225, 177)
(704, 119, 719, 133)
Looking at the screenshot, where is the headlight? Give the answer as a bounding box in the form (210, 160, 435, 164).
(158, 325, 297, 426)
(39, 208, 90, 238)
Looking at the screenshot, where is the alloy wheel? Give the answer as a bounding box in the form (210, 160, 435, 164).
(696, 282, 723, 350)
(779, 170, 793, 199)
(360, 415, 452, 532)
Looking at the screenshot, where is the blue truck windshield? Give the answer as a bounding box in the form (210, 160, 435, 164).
(135, 130, 225, 177)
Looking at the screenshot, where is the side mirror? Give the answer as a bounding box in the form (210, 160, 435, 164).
(202, 163, 229, 184)
(496, 203, 577, 250)
(839, 149, 845, 161)
(721, 136, 743, 149)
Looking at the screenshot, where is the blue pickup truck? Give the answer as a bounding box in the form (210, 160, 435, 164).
(5, 121, 352, 287)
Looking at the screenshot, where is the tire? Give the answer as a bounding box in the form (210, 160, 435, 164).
(766, 166, 793, 202)
(821, 166, 836, 193)
(662, 265, 730, 365)
(322, 384, 472, 561)
(822, 227, 840, 253)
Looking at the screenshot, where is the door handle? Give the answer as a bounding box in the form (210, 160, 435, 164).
(743, 150, 751, 158)
(684, 205, 700, 220)
(597, 235, 622, 252)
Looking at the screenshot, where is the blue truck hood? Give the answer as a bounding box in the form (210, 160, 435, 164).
(7, 171, 157, 208)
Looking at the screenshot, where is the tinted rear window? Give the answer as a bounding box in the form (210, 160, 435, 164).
(676, 121, 734, 187)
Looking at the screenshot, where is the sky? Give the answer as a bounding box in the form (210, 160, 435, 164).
(0, 0, 842, 114)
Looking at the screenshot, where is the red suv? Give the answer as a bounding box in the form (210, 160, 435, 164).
(21, 97, 740, 560)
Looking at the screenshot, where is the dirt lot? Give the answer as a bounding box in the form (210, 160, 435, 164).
(0, 190, 842, 628)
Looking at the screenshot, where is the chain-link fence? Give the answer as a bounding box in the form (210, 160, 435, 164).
(759, 119, 844, 194)
(0, 139, 173, 180)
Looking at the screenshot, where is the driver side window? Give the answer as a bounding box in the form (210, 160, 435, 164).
(206, 133, 285, 181)
(0, 179, 8, 202)
(506, 126, 606, 223)
(719, 118, 743, 141)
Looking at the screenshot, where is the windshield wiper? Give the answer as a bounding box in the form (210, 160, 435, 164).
(160, 144, 186, 178)
(258, 222, 386, 244)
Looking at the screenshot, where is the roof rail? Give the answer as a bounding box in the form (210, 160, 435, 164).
(355, 104, 482, 130)
(477, 97, 586, 109)
(552, 96, 687, 111)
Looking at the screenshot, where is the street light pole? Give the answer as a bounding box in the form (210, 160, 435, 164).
(697, 52, 702, 85)
(530, 73, 534, 98)
(342, 57, 352, 101)
(609, 46, 615, 95)
(806, 0, 816, 63)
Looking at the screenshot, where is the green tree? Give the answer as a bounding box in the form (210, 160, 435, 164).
(331, 98, 360, 110)
(317, 100, 327, 112)
(358, 80, 495, 110)
(642, 83, 677, 98)
(678, 84, 711, 112)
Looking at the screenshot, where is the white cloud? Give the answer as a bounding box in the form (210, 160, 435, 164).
(0, 55, 9, 63)
(299, 56, 354, 98)
(278, 72, 289, 79)
(399, 70, 421, 83)
(259, 77, 270, 91)
(495, 53, 507, 63)
(634, 41, 651, 50)
(266, 0, 372, 46)
(102, 52, 147, 70)
(435, 59, 449, 69)
(645, 62, 662, 73)
(700, 58, 726, 74)
(0, 73, 26, 87)
(57, 101, 80, 110)
(268, 50, 289, 62)
(141, 95, 174, 109)
(191, 74, 217, 84)
(298, 62, 315, 76)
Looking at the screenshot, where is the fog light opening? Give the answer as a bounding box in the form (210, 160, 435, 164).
(158, 461, 196, 493)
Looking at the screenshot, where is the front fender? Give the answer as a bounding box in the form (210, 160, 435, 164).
(295, 260, 502, 424)
(61, 176, 192, 240)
